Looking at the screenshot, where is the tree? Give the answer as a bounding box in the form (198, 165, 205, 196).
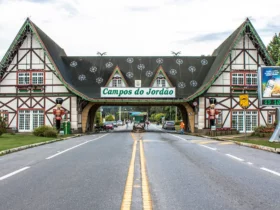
(154, 113, 165, 123)
(105, 114, 115, 121)
(267, 33, 280, 65)
(95, 111, 102, 125)
(0, 115, 7, 136)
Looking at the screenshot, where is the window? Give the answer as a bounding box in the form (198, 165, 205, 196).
(18, 110, 44, 131)
(112, 78, 122, 87)
(32, 72, 44, 84)
(33, 110, 44, 129)
(17, 71, 44, 85)
(232, 111, 258, 132)
(246, 74, 257, 85)
(156, 78, 166, 87)
(268, 114, 274, 124)
(18, 73, 30, 85)
(231, 72, 257, 86)
(216, 113, 223, 126)
(232, 73, 244, 85)
(19, 110, 31, 131)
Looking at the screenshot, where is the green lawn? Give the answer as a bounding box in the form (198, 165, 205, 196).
(234, 138, 280, 148)
(0, 133, 58, 152)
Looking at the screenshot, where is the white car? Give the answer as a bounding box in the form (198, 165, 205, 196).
(117, 120, 123, 126)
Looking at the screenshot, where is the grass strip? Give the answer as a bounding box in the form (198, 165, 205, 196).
(0, 133, 73, 152)
(234, 139, 280, 148)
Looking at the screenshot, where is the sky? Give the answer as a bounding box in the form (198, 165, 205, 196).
(0, 0, 280, 59)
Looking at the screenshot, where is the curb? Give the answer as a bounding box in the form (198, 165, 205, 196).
(0, 134, 83, 156)
(203, 135, 280, 154)
(233, 141, 280, 154)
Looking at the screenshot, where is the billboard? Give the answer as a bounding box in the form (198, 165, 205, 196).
(258, 66, 280, 106)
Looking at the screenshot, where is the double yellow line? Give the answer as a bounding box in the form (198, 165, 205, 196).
(120, 133, 153, 210)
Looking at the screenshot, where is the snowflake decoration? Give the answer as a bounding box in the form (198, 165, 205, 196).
(105, 62, 113, 68)
(70, 61, 77, 67)
(169, 69, 177, 75)
(89, 66, 97, 73)
(188, 66, 196, 73)
(127, 58, 134, 63)
(178, 82, 186, 88)
(176, 59, 183, 65)
(190, 80, 198, 87)
(137, 64, 145, 70)
(78, 74, 86, 81)
(156, 58, 163, 64)
(145, 70, 153, 77)
(201, 59, 208, 65)
(126, 72, 134, 78)
(96, 77, 103, 84)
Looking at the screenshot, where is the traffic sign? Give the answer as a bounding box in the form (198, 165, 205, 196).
(239, 94, 249, 108)
(193, 101, 198, 106)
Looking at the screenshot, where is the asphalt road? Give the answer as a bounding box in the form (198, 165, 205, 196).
(0, 123, 280, 210)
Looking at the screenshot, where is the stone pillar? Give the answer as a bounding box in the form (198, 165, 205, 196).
(183, 103, 195, 133)
(81, 102, 94, 133)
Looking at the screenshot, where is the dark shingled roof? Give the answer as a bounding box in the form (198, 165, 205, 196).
(60, 56, 216, 98)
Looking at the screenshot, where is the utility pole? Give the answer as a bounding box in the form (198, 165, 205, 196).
(119, 106, 121, 120)
(175, 106, 178, 121)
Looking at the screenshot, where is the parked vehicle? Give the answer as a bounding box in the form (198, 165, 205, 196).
(117, 120, 123, 126)
(162, 121, 175, 130)
(112, 121, 118, 127)
(103, 122, 114, 130)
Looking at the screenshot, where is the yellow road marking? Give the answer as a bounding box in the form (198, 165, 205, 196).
(120, 134, 137, 210)
(219, 142, 234, 145)
(198, 140, 215, 145)
(140, 140, 153, 210)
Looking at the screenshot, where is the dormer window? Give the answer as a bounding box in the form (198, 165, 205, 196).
(150, 67, 173, 88)
(112, 76, 122, 87)
(156, 73, 166, 87)
(156, 78, 166, 87)
(105, 67, 128, 88)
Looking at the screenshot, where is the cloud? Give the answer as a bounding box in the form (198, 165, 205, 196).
(25, 0, 50, 3)
(188, 31, 232, 42)
(0, 0, 280, 59)
(127, 6, 158, 12)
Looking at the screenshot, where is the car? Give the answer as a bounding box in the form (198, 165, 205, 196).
(112, 121, 118, 127)
(103, 122, 114, 130)
(162, 121, 175, 130)
(117, 120, 123, 126)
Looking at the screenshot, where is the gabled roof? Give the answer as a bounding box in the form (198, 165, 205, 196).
(149, 65, 173, 87)
(187, 18, 275, 101)
(0, 18, 273, 102)
(105, 65, 128, 87)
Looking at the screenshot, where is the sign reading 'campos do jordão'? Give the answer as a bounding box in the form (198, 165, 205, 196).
(101, 87, 176, 98)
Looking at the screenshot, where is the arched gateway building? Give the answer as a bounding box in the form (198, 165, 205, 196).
(0, 18, 275, 133)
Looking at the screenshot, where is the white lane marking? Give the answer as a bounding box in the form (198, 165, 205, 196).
(247, 162, 253, 165)
(0, 167, 30, 181)
(46, 134, 108, 160)
(169, 134, 191, 143)
(200, 145, 217, 151)
(226, 154, 244, 162)
(260, 167, 280, 177)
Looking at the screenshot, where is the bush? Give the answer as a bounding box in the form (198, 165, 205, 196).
(0, 116, 7, 136)
(43, 129, 58, 138)
(33, 125, 57, 137)
(175, 121, 181, 125)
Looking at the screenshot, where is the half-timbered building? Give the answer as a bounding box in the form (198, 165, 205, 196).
(0, 18, 275, 133)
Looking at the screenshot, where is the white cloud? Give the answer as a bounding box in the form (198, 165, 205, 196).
(0, 0, 280, 59)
